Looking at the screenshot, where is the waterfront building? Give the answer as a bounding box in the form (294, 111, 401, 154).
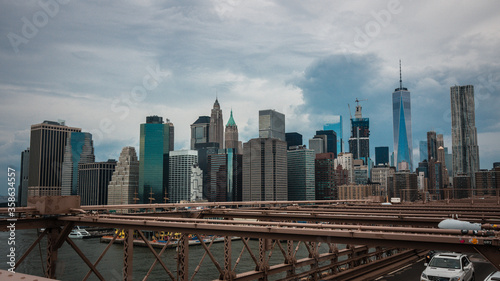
(139, 116, 172, 203)
(259, 109, 285, 141)
(61, 132, 95, 196)
(242, 138, 287, 201)
(78, 160, 116, 205)
(338, 184, 376, 200)
(209, 98, 224, 149)
(451, 85, 480, 188)
(392, 62, 413, 171)
(375, 146, 389, 166)
(28, 120, 81, 196)
(168, 150, 199, 203)
(107, 147, 139, 209)
(287, 146, 315, 201)
(324, 115, 343, 154)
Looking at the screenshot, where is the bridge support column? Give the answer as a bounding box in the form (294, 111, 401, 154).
(285, 240, 296, 277)
(177, 234, 189, 281)
(46, 227, 61, 279)
(222, 236, 235, 280)
(123, 228, 134, 281)
(257, 238, 270, 281)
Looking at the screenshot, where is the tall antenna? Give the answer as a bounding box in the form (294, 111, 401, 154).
(399, 60, 403, 89)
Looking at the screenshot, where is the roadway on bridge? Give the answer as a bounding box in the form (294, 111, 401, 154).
(378, 253, 497, 281)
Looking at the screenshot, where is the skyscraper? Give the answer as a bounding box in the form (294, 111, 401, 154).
(315, 130, 337, 157)
(375, 146, 389, 166)
(315, 153, 337, 200)
(287, 147, 315, 201)
(225, 110, 242, 154)
(451, 85, 480, 188)
(207, 150, 242, 202)
(392, 62, 413, 171)
(419, 141, 428, 162)
(18, 149, 29, 207)
(242, 138, 288, 201)
(427, 131, 437, 161)
(28, 121, 81, 196)
(191, 116, 212, 150)
(61, 132, 95, 196)
(209, 98, 224, 149)
(78, 160, 116, 205)
(259, 109, 285, 141)
(168, 150, 199, 203)
(323, 115, 343, 154)
(139, 116, 172, 203)
(348, 102, 369, 163)
(107, 147, 139, 209)
(285, 132, 303, 149)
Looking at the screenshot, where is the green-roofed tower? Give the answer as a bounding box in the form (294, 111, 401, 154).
(225, 110, 241, 154)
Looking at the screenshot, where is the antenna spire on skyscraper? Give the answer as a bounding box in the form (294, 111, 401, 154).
(399, 59, 403, 89)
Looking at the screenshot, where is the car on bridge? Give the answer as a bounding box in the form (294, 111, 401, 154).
(421, 252, 475, 281)
(484, 271, 500, 281)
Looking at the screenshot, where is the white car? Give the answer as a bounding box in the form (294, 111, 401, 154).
(421, 252, 475, 281)
(484, 271, 500, 281)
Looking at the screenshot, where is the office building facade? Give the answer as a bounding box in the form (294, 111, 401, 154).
(315, 153, 336, 200)
(242, 138, 287, 201)
(107, 147, 139, 208)
(451, 85, 480, 188)
(285, 132, 303, 149)
(139, 116, 172, 203)
(78, 160, 116, 205)
(28, 121, 81, 196)
(375, 146, 389, 166)
(207, 150, 242, 202)
(225, 110, 242, 154)
(168, 150, 199, 203)
(287, 147, 315, 201)
(61, 132, 95, 196)
(348, 104, 370, 163)
(191, 116, 212, 150)
(324, 115, 343, 154)
(315, 130, 337, 157)
(259, 109, 285, 141)
(18, 149, 30, 207)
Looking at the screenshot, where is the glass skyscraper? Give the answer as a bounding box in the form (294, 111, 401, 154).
(324, 115, 343, 154)
(392, 62, 413, 171)
(139, 116, 172, 203)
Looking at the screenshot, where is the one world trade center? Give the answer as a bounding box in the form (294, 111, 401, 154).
(393, 61, 413, 171)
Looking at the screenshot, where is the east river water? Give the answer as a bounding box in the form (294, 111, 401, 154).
(1, 229, 346, 281)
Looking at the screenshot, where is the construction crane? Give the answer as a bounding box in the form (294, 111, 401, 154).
(355, 98, 367, 106)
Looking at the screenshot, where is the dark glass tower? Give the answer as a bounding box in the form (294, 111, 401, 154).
(139, 116, 172, 203)
(285, 132, 303, 149)
(392, 61, 413, 171)
(348, 102, 370, 163)
(375, 146, 389, 166)
(315, 130, 337, 157)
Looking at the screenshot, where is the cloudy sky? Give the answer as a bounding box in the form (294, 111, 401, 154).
(1, 1, 500, 195)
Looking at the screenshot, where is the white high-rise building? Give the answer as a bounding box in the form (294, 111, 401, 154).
(169, 150, 199, 203)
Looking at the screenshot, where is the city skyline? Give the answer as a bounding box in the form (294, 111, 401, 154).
(1, 1, 500, 195)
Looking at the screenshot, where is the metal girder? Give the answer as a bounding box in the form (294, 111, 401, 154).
(177, 234, 189, 281)
(123, 229, 134, 281)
